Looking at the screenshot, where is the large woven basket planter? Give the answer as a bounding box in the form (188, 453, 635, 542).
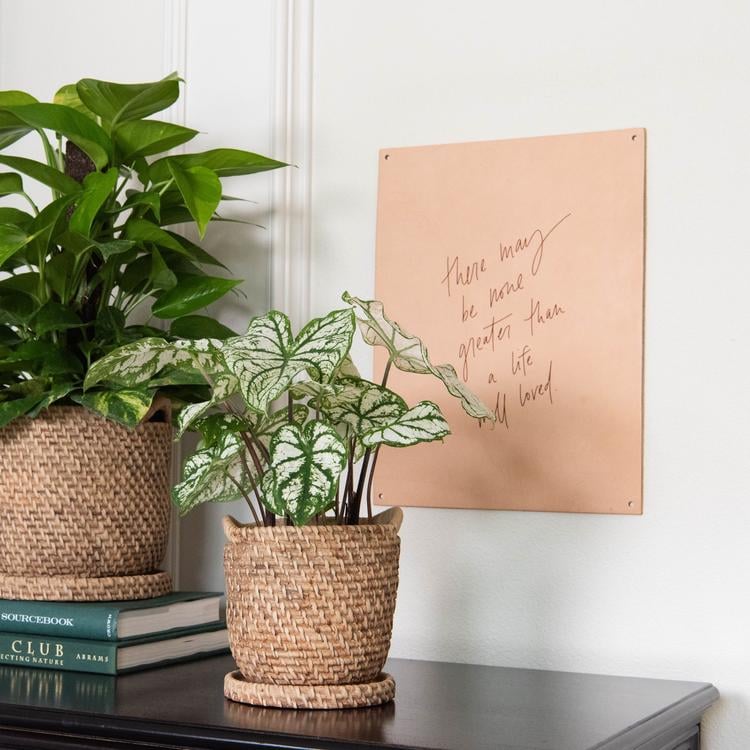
(223, 508, 402, 709)
(0, 406, 173, 601)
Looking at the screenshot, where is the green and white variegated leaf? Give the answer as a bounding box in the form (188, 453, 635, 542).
(361, 400, 450, 448)
(26, 382, 76, 418)
(193, 413, 249, 448)
(223, 309, 355, 414)
(335, 353, 360, 380)
(260, 420, 347, 526)
(431, 363, 496, 421)
(343, 293, 494, 420)
(172, 432, 252, 515)
(84, 337, 223, 389)
(174, 371, 238, 438)
(253, 404, 309, 447)
(72, 388, 155, 428)
(289, 379, 341, 401)
(320, 377, 407, 437)
(176, 400, 212, 438)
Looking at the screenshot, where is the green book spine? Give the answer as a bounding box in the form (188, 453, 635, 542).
(0, 601, 118, 641)
(0, 632, 118, 675)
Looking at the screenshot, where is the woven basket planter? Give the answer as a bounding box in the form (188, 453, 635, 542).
(0, 406, 173, 601)
(223, 508, 402, 709)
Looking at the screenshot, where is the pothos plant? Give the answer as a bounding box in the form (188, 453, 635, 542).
(86, 293, 495, 526)
(0, 73, 285, 428)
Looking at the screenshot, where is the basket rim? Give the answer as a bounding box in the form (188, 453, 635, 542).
(223, 508, 402, 544)
(7, 404, 171, 431)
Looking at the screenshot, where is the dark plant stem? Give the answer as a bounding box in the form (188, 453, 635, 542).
(346, 447, 372, 525)
(365, 445, 381, 520)
(287, 392, 294, 423)
(239, 431, 274, 526)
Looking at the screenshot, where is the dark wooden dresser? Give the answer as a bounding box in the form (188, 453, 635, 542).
(0, 655, 718, 749)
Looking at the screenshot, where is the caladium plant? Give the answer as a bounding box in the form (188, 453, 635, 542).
(0, 73, 286, 428)
(86, 293, 495, 525)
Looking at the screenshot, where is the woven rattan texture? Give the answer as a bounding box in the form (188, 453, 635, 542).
(224, 669, 395, 709)
(224, 521, 400, 687)
(0, 570, 172, 601)
(0, 407, 172, 578)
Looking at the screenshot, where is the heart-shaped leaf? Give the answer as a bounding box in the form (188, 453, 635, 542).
(320, 377, 407, 437)
(0, 393, 44, 428)
(32, 301, 84, 335)
(0, 172, 23, 197)
(344, 293, 494, 420)
(151, 275, 242, 319)
(0, 103, 112, 169)
(0, 155, 80, 195)
(223, 308, 354, 413)
(77, 73, 180, 128)
(69, 168, 118, 237)
(361, 400, 450, 448)
(168, 162, 221, 238)
(261, 421, 347, 525)
(170, 314, 237, 340)
(149, 148, 287, 184)
(115, 119, 198, 160)
(172, 432, 251, 515)
(84, 336, 223, 389)
(0, 90, 37, 149)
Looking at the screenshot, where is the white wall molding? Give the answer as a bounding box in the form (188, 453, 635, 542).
(161, 0, 189, 588)
(270, 0, 314, 328)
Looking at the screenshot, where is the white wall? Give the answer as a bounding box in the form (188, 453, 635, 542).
(310, 1, 749, 749)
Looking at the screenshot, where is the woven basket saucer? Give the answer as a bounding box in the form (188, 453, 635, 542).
(224, 670, 396, 710)
(0, 570, 172, 602)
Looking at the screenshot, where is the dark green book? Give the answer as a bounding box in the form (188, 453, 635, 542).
(0, 622, 228, 675)
(0, 592, 223, 641)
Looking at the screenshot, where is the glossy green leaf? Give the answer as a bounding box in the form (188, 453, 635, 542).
(149, 148, 287, 184)
(45, 250, 75, 300)
(0, 290, 36, 326)
(0, 103, 112, 169)
(0, 272, 40, 299)
(90, 238, 136, 260)
(0, 393, 43, 428)
(53, 84, 96, 119)
(150, 248, 177, 290)
(163, 230, 228, 269)
(32, 301, 84, 335)
(77, 73, 179, 127)
(151, 275, 242, 319)
(0, 172, 23, 197)
(72, 387, 154, 428)
(69, 168, 118, 236)
(124, 217, 190, 255)
(0, 154, 80, 195)
(115, 119, 198, 160)
(170, 314, 237, 340)
(26, 382, 77, 417)
(27, 194, 78, 266)
(0, 90, 37, 149)
(118, 191, 160, 221)
(0, 208, 33, 229)
(168, 162, 221, 238)
(0, 223, 30, 266)
(261, 421, 347, 526)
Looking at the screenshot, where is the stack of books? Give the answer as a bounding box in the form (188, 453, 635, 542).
(0, 592, 228, 675)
